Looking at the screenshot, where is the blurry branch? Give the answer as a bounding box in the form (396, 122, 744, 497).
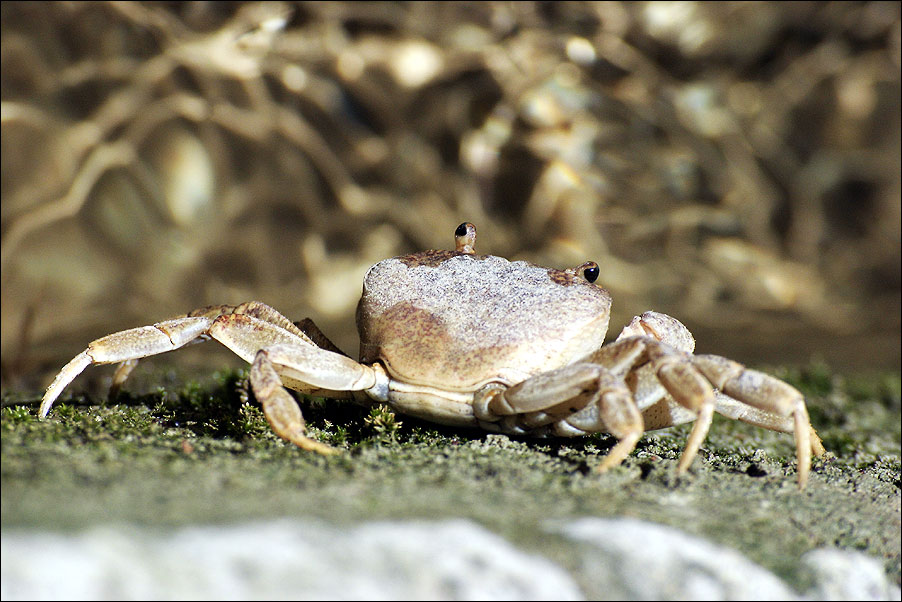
(2, 1, 368, 273)
(1, 140, 136, 270)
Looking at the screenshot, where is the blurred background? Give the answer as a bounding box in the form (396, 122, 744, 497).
(2, 1, 900, 391)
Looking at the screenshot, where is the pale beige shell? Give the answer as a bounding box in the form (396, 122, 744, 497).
(357, 250, 612, 391)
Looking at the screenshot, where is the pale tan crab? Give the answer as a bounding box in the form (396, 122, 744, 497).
(40, 222, 825, 487)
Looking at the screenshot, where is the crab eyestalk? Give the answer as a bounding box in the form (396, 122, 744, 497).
(455, 222, 477, 254)
(567, 261, 600, 283)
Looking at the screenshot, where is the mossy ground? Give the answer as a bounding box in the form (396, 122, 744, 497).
(2, 361, 899, 591)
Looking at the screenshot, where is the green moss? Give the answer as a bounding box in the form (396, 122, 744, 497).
(2, 362, 900, 590)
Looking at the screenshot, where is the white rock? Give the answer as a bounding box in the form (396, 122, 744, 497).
(801, 548, 901, 601)
(1, 519, 582, 601)
(550, 517, 797, 600)
(4, 518, 897, 601)
(550, 518, 899, 601)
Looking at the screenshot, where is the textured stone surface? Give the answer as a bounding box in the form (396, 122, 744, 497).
(801, 548, 902, 602)
(3, 518, 898, 601)
(551, 517, 794, 600)
(1, 519, 582, 601)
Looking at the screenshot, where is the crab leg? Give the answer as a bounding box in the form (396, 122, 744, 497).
(107, 302, 323, 393)
(473, 363, 645, 473)
(40, 302, 319, 417)
(475, 363, 606, 419)
(40, 303, 383, 456)
(249, 350, 337, 455)
(584, 336, 718, 475)
(690, 354, 825, 488)
(209, 317, 377, 392)
(40, 316, 216, 417)
(648, 349, 717, 476)
(557, 370, 646, 472)
(596, 325, 823, 488)
(206, 315, 379, 454)
(711, 392, 823, 456)
(242, 341, 383, 455)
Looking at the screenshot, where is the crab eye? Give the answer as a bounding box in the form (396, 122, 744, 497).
(582, 262, 599, 283)
(454, 222, 477, 254)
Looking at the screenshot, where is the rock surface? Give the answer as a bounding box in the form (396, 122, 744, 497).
(3, 518, 898, 601)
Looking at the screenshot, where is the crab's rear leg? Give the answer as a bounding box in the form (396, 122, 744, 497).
(107, 303, 323, 392)
(249, 350, 336, 455)
(41, 302, 321, 417)
(40, 316, 217, 417)
(41, 304, 382, 456)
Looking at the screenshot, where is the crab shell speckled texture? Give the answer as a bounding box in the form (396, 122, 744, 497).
(356, 249, 612, 391)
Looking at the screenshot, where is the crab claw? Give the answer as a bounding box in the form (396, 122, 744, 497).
(617, 311, 696, 354)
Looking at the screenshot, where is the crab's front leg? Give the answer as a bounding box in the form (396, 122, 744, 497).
(690, 354, 825, 486)
(609, 312, 825, 488)
(472, 363, 646, 472)
(588, 335, 722, 475)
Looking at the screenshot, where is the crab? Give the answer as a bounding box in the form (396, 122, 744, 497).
(40, 222, 825, 487)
